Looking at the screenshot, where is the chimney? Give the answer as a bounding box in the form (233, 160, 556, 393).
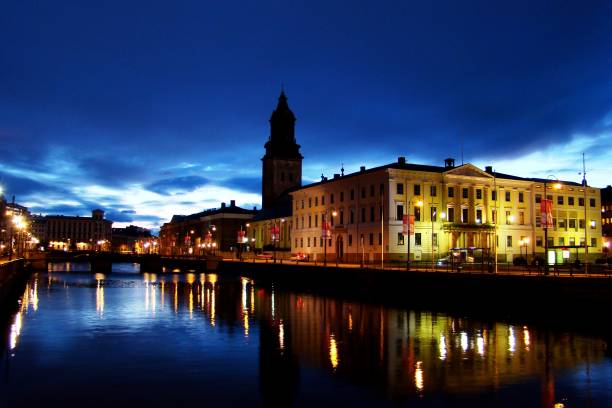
(360, 166, 366, 172)
(230, 200, 236, 207)
(398, 156, 406, 164)
(444, 158, 455, 168)
(221, 202, 226, 208)
(485, 166, 493, 174)
(253, 206, 257, 211)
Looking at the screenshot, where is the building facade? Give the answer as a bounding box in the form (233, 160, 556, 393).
(34, 209, 113, 251)
(290, 157, 603, 264)
(159, 200, 256, 255)
(111, 225, 157, 254)
(1, 195, 31, 257)
(602, 185, 612, 256)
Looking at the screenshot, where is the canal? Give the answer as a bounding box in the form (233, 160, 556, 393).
(1, 263, 611, 407)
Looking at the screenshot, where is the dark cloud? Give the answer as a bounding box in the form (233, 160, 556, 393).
(145, 176, 209, 195)
(0, 171, 56, 197)
(222, 177, 261, 194)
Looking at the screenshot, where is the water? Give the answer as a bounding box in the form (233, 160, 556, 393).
(1, 263, 611, 407)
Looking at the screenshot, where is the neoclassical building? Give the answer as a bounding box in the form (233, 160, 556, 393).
(290, 157, 603, 264)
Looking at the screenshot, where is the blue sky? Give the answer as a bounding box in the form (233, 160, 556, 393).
(1, 0, 611, 231)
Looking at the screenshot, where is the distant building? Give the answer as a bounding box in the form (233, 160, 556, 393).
(159, 200, 256, 255)
(34, 209, 113, 251)
(111, 225, 156, 254)
(291, 157, 603, 264)
(0, 195, 31, 257)
(602, 185, 612, 255)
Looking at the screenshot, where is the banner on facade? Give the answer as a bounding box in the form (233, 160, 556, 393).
(270, 225, 280, 241)
(402, 215, 415, 236)
(237, 230, 246, 244)
(205, 231, 212, 244)
(321, 221, 331, 239)
(540, 199, 553, 228)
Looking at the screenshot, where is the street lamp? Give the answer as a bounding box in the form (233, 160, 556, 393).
(519, 238, 529, 262)
(542, 176, 561, 275)
(323, 210, 337, 267)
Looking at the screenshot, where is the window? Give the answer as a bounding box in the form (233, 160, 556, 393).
(505, 211, 511, 225)
(320, 238, 323, 247)
(361, 187, 366, 199)
(476, 189, 482, 199)
(396, 204, 404, 220)
(369, 233, 373, 245)
(476, 209, 482, 223)
(397, 233, 404, 245)
(535, 194, 541, 204)
(433, 233, 438, 246)
(361, 208, 366, 223)
(492, 209, 497, 224)
(591, 237, 597, 247)
(414, 184, 421, 196)
(396, 183, 404, 195)
(330, 193, 334, 204)
(370, 185, 375, 197)
(348, 234, 353, 246)
(350, 209, 354, 224)
(558, 237, 564, 246)
(492, 190, 497, 201)
(430, 185, 437, 197)
(462, 188, 469, 199)
(462, 208, 468, 223)
(295, 238, 298, 247)
(568, 196, 574, 206)
(507, 236, 512, 247)
(536, 236, 542, 247)
(557, 196, 564, 205)
(308, 198, 312, 207)
(313, 237, 317, 247)
(370, 206, 375, 222)
(505, 191, 511, 202)
(415, 233, 422, 246)
(415, 206, 421, 221)
(322, 195, 325, 205)
(567, 219, 575, 229)
(448, 207, 455, 222)
(547, 237, 554, 247)
(448, 187, 454, 197)
(578, 197, 584, 206)
(519, 211, 524, 225)
(569, 237, 575, 246)
(431, 207, 437, 222)
(301, 216, 304, 229)
(380, 184, 384, 195)
(315, 214, 318, 227)
(350, 189, 355, 200)
(340, 192, 344, 202)
(378, 233, 382, 245)
(340, 210, 344, 225)
(579, 219, 585, 229)
(300, 238, 303, 248)
(590, 198, 596, 207)
(308, 215, 312, 228)
(307, 237, 310, 247)
(301, 200, 304, 209)
(519, 192, 524, 203)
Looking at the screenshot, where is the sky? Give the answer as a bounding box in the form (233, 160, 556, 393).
(1, 0, 612, 232)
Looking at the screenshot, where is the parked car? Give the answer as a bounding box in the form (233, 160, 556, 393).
(290, 253, 309, 262)
(256, 252, 273, 259)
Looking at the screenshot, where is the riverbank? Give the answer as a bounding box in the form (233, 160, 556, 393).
(218, 260, 612, 325)
(0, 259, 27, 304)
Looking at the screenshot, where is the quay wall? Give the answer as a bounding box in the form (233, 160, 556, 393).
(0, 259, 27, 307)
(218, 261, 612, 320)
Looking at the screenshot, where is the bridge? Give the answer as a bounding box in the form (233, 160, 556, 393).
(26, 252, 222, 274)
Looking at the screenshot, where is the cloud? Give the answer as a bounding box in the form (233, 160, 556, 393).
(145, 176, 209, 195)
(221, 176, 261, 194)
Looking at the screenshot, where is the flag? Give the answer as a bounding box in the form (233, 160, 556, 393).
(403, 215, 415, 236)
(540, 199, 553, 228)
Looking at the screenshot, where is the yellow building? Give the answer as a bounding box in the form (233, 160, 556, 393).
(290, 157, 602, 264)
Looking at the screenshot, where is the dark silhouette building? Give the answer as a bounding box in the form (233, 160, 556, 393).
(261, 91, 303, 210)
(602, 185, 612, 252)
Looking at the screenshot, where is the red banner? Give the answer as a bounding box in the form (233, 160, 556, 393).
(540, 199, 553, 228)
(321, 221, 331, 239)
(270, 226, 280, 241)
(205, 231, 212, 244)
(402, 215, 415, 236)
(237, 230, 246, 243)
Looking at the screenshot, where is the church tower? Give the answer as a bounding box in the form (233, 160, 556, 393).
(262, 91, 303, 210)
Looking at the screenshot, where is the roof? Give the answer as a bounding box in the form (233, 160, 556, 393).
(293, 160, 589, 192)
(168, 203, 257, 224)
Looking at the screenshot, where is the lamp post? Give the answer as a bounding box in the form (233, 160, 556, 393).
(323, 210, 337, 267)
(542, 176, 561, 275)
(404, 199, 422, 271)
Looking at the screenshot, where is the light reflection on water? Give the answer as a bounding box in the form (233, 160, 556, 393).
(0, 265, 611, 407)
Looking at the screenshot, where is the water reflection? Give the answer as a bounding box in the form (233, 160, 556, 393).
(1, 269, 610, 407)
